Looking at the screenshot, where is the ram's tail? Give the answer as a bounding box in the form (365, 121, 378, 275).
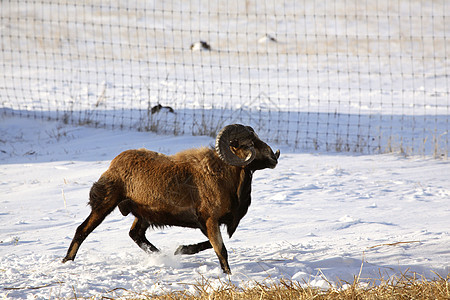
(89, 176, 124, 210)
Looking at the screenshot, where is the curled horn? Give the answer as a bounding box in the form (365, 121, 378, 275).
(215, 124, 256, 166)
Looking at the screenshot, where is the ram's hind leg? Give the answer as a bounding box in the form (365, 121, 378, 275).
(62, 209, 111, 262)
(129, 217, 159, 253)
(62, 178, 122, 263)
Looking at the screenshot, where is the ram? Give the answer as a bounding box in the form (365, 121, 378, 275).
(62, 124, 280, 274)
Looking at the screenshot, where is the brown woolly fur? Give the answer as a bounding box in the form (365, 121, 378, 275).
(111, 147, 241, 228)
(62, 125, 280, 274)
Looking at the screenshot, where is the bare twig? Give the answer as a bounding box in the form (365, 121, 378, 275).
(3, 281, 63, 291)
(367, 241, 421, 250)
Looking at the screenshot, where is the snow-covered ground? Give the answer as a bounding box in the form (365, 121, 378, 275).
(0, 116, 448, 298)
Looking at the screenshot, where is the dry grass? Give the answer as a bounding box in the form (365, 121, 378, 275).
(100, 271, 449, 300)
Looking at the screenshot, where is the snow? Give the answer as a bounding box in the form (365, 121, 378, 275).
(0, 116, 449, 298)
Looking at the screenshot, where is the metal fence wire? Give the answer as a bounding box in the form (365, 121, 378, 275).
(1, 1, 448, 157)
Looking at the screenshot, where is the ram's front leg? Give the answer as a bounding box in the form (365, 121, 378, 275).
(205, 218, 231, 274)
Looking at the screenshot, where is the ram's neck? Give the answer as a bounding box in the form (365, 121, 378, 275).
(226, 168, 253, 238)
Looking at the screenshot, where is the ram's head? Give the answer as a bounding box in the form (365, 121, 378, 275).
(215, 124, 280, 170)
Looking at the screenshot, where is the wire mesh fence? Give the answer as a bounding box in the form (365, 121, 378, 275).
(1, 0, 448, 156)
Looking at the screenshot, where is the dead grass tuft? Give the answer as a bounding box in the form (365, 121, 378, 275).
(111, 271, 449, 300)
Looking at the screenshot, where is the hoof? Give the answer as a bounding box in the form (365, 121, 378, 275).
(174, 245, 197, 255)
(61, 257, 72, 263)
(222, 268, 232, 275)
(174, 245, 186, 255)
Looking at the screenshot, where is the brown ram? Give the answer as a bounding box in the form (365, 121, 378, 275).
(62, 124, 280, 274)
